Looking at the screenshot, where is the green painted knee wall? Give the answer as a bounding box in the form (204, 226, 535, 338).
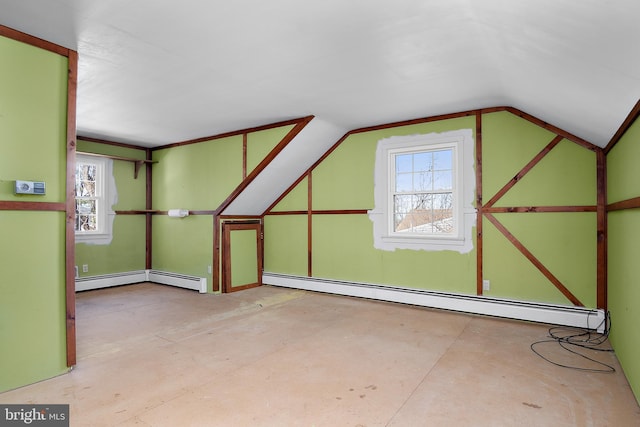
(265, 112, 598, 307)
(0, 34, 70, 392)
(607, 118, 640, 404)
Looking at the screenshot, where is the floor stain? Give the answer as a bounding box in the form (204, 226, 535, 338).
(522, 402, 542, 409)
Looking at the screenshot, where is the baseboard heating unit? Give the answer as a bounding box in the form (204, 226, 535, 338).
(76, 270, 207, 293)
(262, 272, 606, 332)
(147, 270, 207, 293)
(75, 270, 147, 292)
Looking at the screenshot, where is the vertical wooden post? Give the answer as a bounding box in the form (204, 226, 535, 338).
(475, 112, 484, 296)
(242, 133, 248, 179)
(145, 148, 153, 270)
(65, 50, 78, 367)
(307, 172, 313, 277)
(596, 149, 607, 310)
(213, 214, 221, 292)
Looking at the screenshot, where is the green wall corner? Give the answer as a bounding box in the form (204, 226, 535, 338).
(152, 215, 213, 289)
(607, 117, 640, 405)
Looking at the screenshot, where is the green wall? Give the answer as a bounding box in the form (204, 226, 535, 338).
(482, 112, 597, 306)
(0, 35, 69, 391)
(75, 140, 147, 277)
(151, 126, 293, 291)
(607, 118, 640, 403)
(265, 112, 598, 307)
(75, 117, 293, 293)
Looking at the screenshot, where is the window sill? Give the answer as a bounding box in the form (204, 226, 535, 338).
(381, 235, 465, 244)
(75, 232, 114, 245)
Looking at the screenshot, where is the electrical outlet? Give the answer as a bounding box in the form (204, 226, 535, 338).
(483, 280, 490, 291)
(75, 266, 79, 278)
(82, 264, 89, 273)
(207, 265, 212, 274)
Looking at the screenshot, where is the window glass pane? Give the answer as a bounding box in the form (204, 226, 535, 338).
(433, 149, 452, 170)
(395, 154, 412, 173)
(76, 199, 96, 215)
(393, 194, 413, 232)
(412, 193, 432, 210)
(76, 215, 97, 232)
(79, 181, 96, 197)
(412, 152, 432, 172)
(412, 194, 433, 233)
(394, 213, 406, 232)
(432, 193, 453, 233)
(77, 164, 96, 181)
(395, 173, 413, 192)
(394, 194, 438, 233)
(407, 209, 433, 233)
(433, 192, 453, 210)
(433, 170, 452, 191)
(76, 195, 98, 232)
(393, 194, 412, 214)
(76, 163, 97, 197)
(414, 172, 433, 191)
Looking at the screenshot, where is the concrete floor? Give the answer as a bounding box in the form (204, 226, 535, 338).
(2, 283, 639, 426)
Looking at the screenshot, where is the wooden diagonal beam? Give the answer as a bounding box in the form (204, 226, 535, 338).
(504, 107, 597, 151)
(607, 196, 640, 211)
(484, 135, 564, 208)
(484, 213, 584, 307)
(216, 116, 313, 215)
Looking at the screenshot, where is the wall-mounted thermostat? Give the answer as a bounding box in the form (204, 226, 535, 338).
(15, 180, 46, 195)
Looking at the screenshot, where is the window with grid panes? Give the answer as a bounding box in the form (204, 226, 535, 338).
(75, 154, 116, 244)
(392, 147, 455, 235)
(369, 129, 475, 253)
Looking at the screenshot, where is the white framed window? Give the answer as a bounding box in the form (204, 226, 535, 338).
(369, 129, 476, 253)
(75, 154, 117, 245)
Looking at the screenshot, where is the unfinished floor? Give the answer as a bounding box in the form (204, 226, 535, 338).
(2, 283, 639, 426)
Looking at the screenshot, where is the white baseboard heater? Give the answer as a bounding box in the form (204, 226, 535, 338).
(147, 270, 207, 293)
(75, 270, 207, 293)
(75, 270, 148, 292)
(262, 272, 606, 332)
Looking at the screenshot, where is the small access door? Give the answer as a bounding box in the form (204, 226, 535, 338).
(221, 221, 262, 293)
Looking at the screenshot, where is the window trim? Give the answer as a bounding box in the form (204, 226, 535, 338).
(369, 129, 476, 253)
(75, 154, 117, 245)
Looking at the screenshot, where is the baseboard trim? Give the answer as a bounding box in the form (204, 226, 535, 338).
(75, 270, 207, 293)
(75, 270, 147, 292)
(262, 272, 606, 332)
(147, 270, 207, 293)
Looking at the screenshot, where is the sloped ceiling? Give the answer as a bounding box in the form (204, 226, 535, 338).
(1, 0, 639, 150)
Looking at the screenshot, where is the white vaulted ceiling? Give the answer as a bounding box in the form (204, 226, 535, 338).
(1, 0, 639, 149)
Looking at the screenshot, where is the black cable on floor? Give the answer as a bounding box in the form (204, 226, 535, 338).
(530, 311, 615, 373)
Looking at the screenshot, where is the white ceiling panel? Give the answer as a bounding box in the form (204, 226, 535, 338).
(1, 0, 639, 148)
